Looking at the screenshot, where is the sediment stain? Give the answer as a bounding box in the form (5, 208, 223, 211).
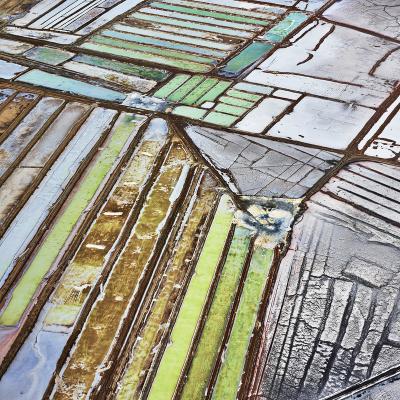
(52, 140, 192, 399)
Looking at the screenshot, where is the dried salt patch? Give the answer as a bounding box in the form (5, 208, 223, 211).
(73, 283, 92, 292)
(273, 89, 302, 100)
(85, 243, 106, 250)
(103, 211, 123, 216)
(201, 101, 215, 109)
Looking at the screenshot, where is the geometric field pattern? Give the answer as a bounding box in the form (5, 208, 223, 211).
(0, 0, 399, 399)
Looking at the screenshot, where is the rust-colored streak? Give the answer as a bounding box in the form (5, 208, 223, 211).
(52, 142, 191, 399)
(116, 173, 219, 400)
(45, 137, 167, 327)
(0, 0, 37, 14)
